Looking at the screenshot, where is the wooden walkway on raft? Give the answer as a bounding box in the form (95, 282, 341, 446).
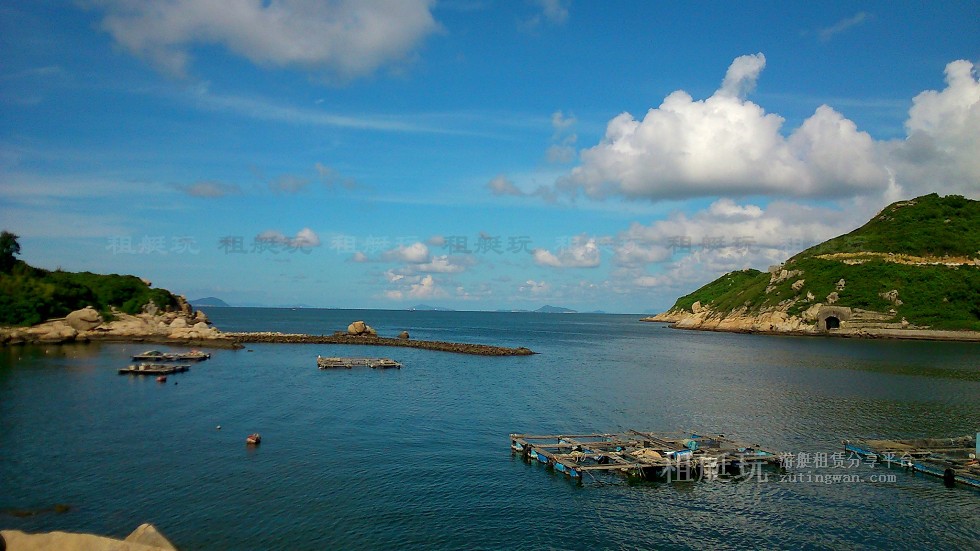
(510, 430, 781, 482)
(316, 356, 402, 369)
(844, 434, 980, 488)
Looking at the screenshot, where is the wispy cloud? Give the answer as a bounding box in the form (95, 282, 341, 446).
(190, 90, 451, 134)
(174, 180, 241, 198)
(817, 12, 871, 41)
(522, 0, 570, 29)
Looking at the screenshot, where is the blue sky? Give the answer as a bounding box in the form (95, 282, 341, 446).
(2, 1, 978, 312)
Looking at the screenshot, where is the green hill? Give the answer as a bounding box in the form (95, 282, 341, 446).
(0, 233, 179, 326)
(658, 194, 980, 332)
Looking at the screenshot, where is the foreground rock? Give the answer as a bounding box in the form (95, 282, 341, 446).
(1, 522, 176, 550)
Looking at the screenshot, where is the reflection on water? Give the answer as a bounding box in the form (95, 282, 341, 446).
(1, 309, 978, 549)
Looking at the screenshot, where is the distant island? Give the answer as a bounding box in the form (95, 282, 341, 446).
(191, 297, 231, 308)
(644, 193, 980, 341)
(535, 305, 578, 314)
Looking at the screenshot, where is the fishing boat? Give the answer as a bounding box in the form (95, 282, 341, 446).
(246, 433, 262, 446)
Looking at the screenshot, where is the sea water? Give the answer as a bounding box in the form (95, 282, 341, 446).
(1, 309, 978, 549)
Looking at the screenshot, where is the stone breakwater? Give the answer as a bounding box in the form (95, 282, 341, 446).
(0, 306, 536, 355)
(225, 332, 536, 356)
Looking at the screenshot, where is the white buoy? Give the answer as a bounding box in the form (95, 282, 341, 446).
(216, 425, 221, 430)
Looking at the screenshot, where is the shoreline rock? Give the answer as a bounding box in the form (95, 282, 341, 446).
(0, 301, 233, 348)
(641, 310, 980, 342)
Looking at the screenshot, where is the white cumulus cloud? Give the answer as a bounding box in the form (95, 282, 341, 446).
(885, 59, 980, 198)
(533, 237, 600, 268)
(383, 242, 430, 263)
(561, 53, 890, 201)
(91, 0, 440, 79)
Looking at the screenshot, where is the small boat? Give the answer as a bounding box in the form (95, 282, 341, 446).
(246, 433, 261, 446)
(156, 375, 167, 383)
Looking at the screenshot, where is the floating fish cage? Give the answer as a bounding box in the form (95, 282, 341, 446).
(510, 430, 781, 484)
(844, 434, 980, 489)
(316, 356, 402, 369)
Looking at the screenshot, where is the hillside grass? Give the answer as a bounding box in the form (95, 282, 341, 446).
(0, 260, 178, 326)
(792, 193, 980, 259)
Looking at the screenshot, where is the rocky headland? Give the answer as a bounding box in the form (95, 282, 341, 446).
(643, 194, 980, 342)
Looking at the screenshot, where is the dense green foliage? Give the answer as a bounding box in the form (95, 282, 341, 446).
(0, 259, 178, 327)
(665, 194, 980, 331)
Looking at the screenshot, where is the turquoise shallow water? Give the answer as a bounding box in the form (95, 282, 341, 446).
(1, 309, 979, 549)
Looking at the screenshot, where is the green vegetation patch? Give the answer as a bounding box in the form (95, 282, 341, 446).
(0, 234, 178, 327)
(669, 269, 770, 313)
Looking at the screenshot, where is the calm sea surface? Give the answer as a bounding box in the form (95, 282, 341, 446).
(2, 309, 978, 549)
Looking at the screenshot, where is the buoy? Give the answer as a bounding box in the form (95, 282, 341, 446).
(216, 425, 221, 430)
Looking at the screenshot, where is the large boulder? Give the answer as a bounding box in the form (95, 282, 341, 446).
(398, 331, 410, 339)
(193, 310, 210, 324)
(347, 321, 367, 335)
(169, 318, 188, 329)
(66, 307, 102, 331)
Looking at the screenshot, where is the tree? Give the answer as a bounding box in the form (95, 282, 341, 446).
(0, 230, 20, 273)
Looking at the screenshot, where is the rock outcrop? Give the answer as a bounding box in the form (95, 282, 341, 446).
(1, 302, 229, 347)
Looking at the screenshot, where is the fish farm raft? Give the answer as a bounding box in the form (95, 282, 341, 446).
(118, 363, 191, 375)
(844, 434, 980, 488)
(316, 356, 402, 369)
(510, 430, 781, 483)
